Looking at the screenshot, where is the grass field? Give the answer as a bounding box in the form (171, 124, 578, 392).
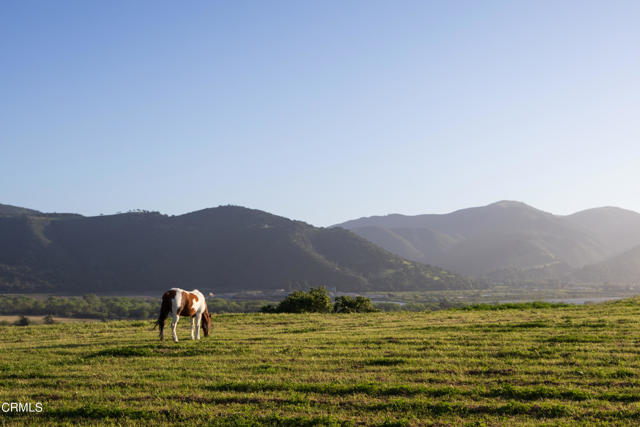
(3, 299, 640, 425)
(0, 315, 100, 324)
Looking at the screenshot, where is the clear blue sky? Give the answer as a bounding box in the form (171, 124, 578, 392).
(2, 1, 639, 226)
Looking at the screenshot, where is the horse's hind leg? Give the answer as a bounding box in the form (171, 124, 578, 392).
(157, 301, 170, 341)
(171, 314, 180, 343)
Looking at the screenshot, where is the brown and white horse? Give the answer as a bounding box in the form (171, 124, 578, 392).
(155, 288, 211, 342)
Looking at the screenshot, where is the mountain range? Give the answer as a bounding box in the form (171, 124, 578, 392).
(3, 200, 639, 294)
(335, 201, 640, 286)
(0, 204, 474, 293)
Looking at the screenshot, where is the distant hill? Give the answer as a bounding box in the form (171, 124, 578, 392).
(0, 205, 477, 293)
(564, 207, 640, 256)
(335, 201, 640, 285)
(575, 245, 640, 286)
(0, 203, 42, 217)
(0, 203, 82, 219)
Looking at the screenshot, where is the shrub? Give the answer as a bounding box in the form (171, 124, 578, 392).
(260, 304, 278, 313)
(262, 287, 332, 313)
(333, 296, 379, 313)
(43, 314, 55, 324)
(14, 315, 30, 326)
(261, 290, 380, 314)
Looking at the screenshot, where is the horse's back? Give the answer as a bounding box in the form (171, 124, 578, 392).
(161, 288, 206, 314)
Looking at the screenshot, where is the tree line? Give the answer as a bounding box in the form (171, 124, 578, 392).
(0, 295, 269, 320)
(0, 290, 466, 321)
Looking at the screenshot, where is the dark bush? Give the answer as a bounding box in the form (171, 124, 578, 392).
(261, 290, 380, 314)
(260, 304, 278, 313)
(14, 315, 30, 326)
(262, 287, 332, 313)
(333, 296, 379, 313)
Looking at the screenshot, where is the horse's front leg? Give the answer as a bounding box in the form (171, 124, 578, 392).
(196, 315, 201, 340)
(171, 314, 180, 343)
(190, 317, 196, 340)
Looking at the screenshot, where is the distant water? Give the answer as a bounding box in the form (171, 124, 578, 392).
(500, 296, 627, 305)
(371, 300, 407, 305)
(371, 296, 631, 307)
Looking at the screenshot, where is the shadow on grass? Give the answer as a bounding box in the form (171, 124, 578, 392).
(42, 404, 153, 420)
(205, 381, 458, 398)
(363, 358, 407, 366)
(87, 343, 213, 358)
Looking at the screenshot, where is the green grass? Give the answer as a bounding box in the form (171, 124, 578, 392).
(3, 299, 640, 425)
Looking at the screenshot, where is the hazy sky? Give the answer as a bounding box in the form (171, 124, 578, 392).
(2, 1, 639, 226)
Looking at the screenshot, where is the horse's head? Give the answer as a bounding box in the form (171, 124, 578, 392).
(201, 311, 211, 337)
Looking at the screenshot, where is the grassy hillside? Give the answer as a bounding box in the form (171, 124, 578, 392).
(0, 206, 475, 293)
(3, 300, 640, 425)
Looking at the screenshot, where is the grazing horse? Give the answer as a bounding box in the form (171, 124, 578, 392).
(155, 288, 211, 342)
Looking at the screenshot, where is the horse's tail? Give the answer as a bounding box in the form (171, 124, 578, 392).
(154, 292, 173, 340)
